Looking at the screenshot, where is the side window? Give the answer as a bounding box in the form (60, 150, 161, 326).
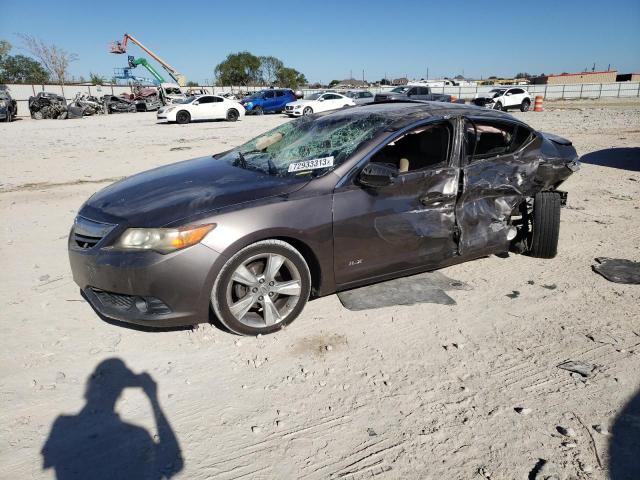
(511, 88, 523, 95)
(325, 94, 340, 100)
(198, 96, 214, 104)
(275, 91, 285, 97)
(418, 87, 429, 95)
(465, 119, 533, 162)
(211, 96, 223, 103)
(363, 92, 373, 98)
(407, 88, 417, 96)
(265, 91, 275, 98)
(369, 122, 452, 173)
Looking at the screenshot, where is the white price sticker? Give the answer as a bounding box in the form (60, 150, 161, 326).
(287, 156, 334, 173)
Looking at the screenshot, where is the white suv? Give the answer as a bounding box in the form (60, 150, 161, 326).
(473, 87, 532, 112)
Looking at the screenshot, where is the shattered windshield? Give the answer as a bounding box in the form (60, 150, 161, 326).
(216, 112, 393, 177)
(391, 87, 409, 93)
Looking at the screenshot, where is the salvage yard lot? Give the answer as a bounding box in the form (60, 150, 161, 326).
(1, 99, 639, 479)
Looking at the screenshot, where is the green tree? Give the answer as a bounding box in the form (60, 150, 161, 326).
(17, 33, 78, 84)
(89, 72, 106, 85)
(186, 80, 199, 87)
(0, 54, 49, 83)
(379, 78, 390, 85)
(328, 79, 340, 88)
(0, 40, 11, 63)
(275, 67, 307, 89)
(214, 51, 261, 86)
(259, 56, 284, 85)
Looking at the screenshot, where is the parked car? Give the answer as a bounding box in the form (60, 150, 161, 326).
(68, 102, 579, 335)
(473, 87, 532, 112)
(0, 90, 18, 122)
(158, 82, 187, 105)
(374, 85, 451, 103)
(285, 92, 355, 116)
(157, 95, 245, 124)
(240, 89, 296, 114)
(344, 90, 375, 105)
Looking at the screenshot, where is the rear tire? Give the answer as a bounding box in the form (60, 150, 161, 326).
(211, 240, 311, 336)
(176, 110, 190, 124)
(226, 108, 239, 122)
(528, 192, 561, 258)
(520, 99, 531, 112)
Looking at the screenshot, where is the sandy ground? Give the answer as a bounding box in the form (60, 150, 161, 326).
(1, 99, 639, 479)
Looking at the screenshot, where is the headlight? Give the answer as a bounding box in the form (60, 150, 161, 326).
(0, 100, 6, 108)
(112, 224, 215, 253)
(294, 105, 301, 109)
(166, 106, 177, 112)
(245, 102, 253, 108)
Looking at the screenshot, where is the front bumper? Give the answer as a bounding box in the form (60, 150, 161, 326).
(69, 241, 227, 327)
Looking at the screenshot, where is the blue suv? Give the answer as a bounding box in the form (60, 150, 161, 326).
(240, 88, 296, 114)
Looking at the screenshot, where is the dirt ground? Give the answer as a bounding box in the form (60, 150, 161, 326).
(1, 98, 639, 480)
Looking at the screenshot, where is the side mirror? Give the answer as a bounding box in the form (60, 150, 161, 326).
(318, 97, 324, 102)
(358, 163, 398, 188)
(193, 101, 199, 105)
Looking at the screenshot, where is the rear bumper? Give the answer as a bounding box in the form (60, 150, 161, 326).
(69, 242, 227, 327)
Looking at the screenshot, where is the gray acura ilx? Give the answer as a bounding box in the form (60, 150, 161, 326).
(68, 102, 579, 335)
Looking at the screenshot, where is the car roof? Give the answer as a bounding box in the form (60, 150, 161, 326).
(332, 101, 524, 130)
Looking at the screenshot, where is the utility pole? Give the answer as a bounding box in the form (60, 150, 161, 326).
(362, 69, 364, 82)
(427, 67, 429, 80)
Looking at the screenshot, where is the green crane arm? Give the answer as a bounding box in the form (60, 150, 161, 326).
(130, 57, 166, 83)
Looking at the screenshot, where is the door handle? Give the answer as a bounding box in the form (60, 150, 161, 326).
(420, 193, 445, 205)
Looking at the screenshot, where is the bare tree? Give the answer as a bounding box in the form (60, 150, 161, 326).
(17, 34, 77, 84)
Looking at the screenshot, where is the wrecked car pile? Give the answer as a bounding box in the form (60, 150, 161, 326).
(28, 92, 68, 120)
(102, 95, 136, 114)
(121, 87, 163, 112)
(67, 93, 104, 118)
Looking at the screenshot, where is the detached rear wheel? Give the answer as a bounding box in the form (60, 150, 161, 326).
(528, 192, 561, 258)
(212, 240, 311, 336)
(176, 110, 190, 124)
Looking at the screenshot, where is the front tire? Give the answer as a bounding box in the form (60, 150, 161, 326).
(528, 192, 561, 258)
(211, 240, 311, 336)
(520, 99, 531, 112)
(494, 101, 504, 111)
(303, 107, 313, 116)
(253, 106, 263, 116)
(176, 110, 190, 124)
(226, 108, 239, 122)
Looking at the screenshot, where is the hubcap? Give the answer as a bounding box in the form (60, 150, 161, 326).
(225, 253, 302, 327)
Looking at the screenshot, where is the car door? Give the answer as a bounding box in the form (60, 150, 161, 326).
(315, 94, 331, 112)
(208, 96, 226, 119)
(332, 120, 459, 286)
(455, 116, 538, 256)
(274, 90, 287, 110)
(191, 96, 215, 119)
(322, 93, 342, 111)
(504, 88, 518, 107)
(262, 90, 277, 112)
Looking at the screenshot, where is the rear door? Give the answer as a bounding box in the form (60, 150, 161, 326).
(455, 116, 538, 255)
(262, 90, 277, 111)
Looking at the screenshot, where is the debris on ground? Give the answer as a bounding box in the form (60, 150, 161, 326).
(122, 86, 163, 112)
(592, 257, 640, 284)
(557, 360, 598, 378)
(28, 92, 68, 119)
(556, 425, 577, 437)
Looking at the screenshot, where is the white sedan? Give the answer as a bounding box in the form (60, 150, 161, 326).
(472, 87, 532, 112)
(157, 95, 245, 124)
(284, 92, 355, 117)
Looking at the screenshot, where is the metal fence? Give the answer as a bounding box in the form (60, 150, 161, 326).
(4, 81, 639, 116)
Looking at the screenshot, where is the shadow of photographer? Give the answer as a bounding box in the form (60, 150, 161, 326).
(609, 387, 640, 479)
(41, 358, 183, 480)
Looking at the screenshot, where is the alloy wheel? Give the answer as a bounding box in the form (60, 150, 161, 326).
(225, 252, 302, 328)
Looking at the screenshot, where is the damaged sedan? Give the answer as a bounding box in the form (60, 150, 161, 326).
(68, 102, 579, 335)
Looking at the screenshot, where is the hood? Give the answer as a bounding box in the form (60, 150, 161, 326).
(80, 156, 308, 227)
(287, 99, 314, 106)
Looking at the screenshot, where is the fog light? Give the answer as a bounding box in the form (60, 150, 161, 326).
(134, 297, 148, 313)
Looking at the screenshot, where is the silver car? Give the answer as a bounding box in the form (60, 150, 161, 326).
(344, 90, 375, 105)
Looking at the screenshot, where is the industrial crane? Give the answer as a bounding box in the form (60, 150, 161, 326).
(110, 33, 187, 86)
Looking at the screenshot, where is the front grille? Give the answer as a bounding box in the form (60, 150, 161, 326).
(93, 289, 136, 310)
(71, 216, 115, 249)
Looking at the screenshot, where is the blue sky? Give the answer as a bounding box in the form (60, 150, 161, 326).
(1, 0, 639, 84)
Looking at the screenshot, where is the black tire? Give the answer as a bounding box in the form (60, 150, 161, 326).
(303, 107, 313, 116)
(253, 106, 263, 116)
(520, 99, 531, 112)
(176, 110, 190, 124)
(226, 108, 239, 122)
(528, 192, 561, 259)
(494, 101, 503, 111)
(211, 240, 311, 336)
